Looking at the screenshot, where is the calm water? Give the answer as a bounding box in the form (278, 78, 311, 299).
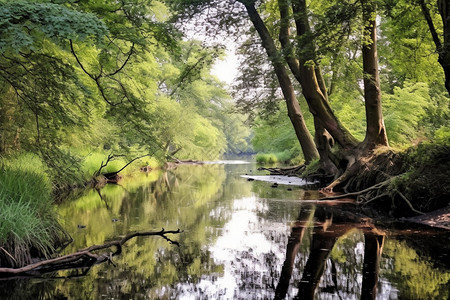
(1, 161, 449, 299)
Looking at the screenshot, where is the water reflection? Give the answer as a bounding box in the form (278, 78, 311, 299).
(274, 205, 386, 300)
(0, 162, 449, 299)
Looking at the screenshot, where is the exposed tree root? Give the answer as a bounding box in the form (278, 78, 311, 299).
(0, 228, 182, 277)
(321, 180, 390, 200)
(320, 177, 425, 215)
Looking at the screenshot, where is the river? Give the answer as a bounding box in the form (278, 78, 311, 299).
(1, 160, 449, 299)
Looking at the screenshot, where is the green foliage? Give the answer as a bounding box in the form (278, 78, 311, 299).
(383, 81, 430, 146)
(0, 0, 250, 186)
(255, 150, 299, 165)
(81, 153, 128, 178)
(251, 102, 306, 161)
(379, 0, 444, 88)
(0, 1, 108, 53)
(434, 126, 450, 144)
(0, 153, 68, 267)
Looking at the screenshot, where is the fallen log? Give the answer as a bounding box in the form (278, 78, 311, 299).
(0, 228, 182, 277)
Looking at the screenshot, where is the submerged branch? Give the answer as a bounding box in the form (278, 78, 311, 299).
(0, 228, 182, 276)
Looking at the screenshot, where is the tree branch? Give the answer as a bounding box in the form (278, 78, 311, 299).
(106, 43, 135, 77)
(69, 39, 100, 80)
(418, 0, 443, 55)
(102, 154, 152, 178)
(0, 228, 182, 276)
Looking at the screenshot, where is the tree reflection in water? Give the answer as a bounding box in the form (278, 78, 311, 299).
(275, 205, 386, 300)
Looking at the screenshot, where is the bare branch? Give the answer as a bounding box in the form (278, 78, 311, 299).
(0, 228, 182, 276)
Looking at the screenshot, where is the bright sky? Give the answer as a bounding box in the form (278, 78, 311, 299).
(211, 47, 239, 85)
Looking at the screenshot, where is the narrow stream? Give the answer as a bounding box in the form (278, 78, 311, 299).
(1, 161, 449, 299)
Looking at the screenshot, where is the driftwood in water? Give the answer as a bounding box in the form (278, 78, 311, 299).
(0, 228, 181, 277)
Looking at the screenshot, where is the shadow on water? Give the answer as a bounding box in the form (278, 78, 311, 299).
(0, 161, 449, 299)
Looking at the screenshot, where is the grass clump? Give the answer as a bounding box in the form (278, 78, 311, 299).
(255, 150, 300, 165)
(255, 153, 278, 164)
(0, 153, 69, 267)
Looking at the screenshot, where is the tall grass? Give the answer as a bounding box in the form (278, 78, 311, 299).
(0, 153, 69, 267)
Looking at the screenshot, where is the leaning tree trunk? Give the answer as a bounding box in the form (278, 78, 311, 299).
(244, 3, 319, 163)
(361, 0, 389, 149)
(290, 0, 359, 152)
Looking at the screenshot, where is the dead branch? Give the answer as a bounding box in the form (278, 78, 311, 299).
(94, 153, 117, 177)
(257, 165, 306, 176)
(0, 228, 182, 276)
(102, 154, 152, 178)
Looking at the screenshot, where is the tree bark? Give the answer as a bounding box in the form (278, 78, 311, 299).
(361, 0, 389, 149)
(244, 3, 319, 163)
(290, 0, 359, 151)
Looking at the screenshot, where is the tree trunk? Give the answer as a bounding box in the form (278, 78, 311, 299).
(244, 3, 319, 163)
(419, 0, 450, 95)
(290, 0, 359, 151)
(438, 0, 450, 95)
(361, 0, 389, 149)
(314, 119, 339, 176)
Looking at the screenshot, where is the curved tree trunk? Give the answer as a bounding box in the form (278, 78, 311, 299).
(244, 4, 319, 163)
(289, 0, 359, 151)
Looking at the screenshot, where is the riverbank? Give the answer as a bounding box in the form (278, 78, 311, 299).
(0, 152, 160, 268)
